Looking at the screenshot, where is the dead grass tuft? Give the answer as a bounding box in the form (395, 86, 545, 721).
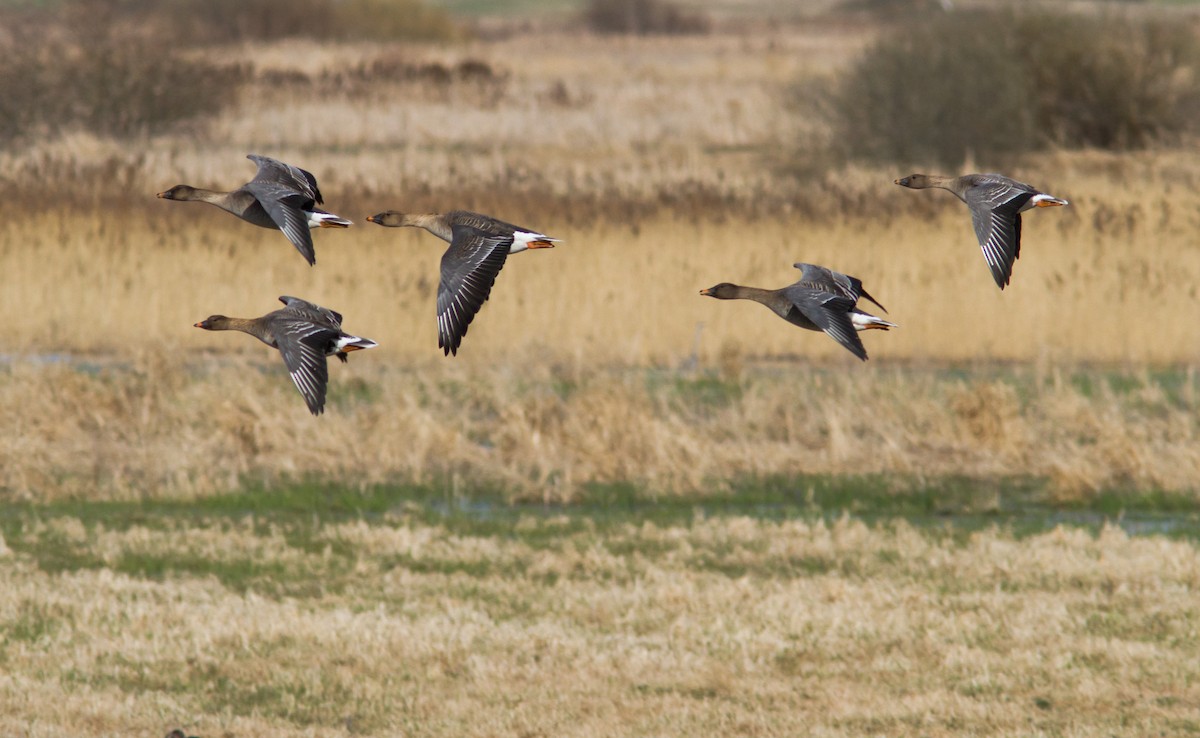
(0, 354, 1195, 502)
(950, 381, 1024, 449)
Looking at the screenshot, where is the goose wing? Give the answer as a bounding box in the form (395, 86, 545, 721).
(447, 210, 525, 234)
(436, 224, 512, 356)
(273, 316, 336, 415)
(794, 263, 887, 313)
(964, 178, 1036, 289)
(241, 181, 318, 265)
(782, 286, 868, 361)
(247, 154, 323, 203)
(279, 295, 343, 329)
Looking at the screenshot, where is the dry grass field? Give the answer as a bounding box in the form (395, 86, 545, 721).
(1, 355, 1198, 503)
(1, 3, 1199, 735)
(2, 503, 1200, 737)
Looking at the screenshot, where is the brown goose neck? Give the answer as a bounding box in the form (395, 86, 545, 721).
(726, 285, 777, 302)
(399, 213, 452, 241)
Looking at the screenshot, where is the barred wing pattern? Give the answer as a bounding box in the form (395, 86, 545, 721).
(242, 184, 319, 265)
(793, 262, 887, 313)
(278, 295, 344, 329)
(436, 225, 513, 356)
(273, 316, 338, 415)
(964, 179, 1036, 290)
(247, 154, 324, 204)
(445, 210, 530, 237)
(243, 155, 325, 265)
(781, 286, 868, 362)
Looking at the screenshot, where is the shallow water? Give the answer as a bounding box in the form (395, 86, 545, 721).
(425, 492, 1200, 541)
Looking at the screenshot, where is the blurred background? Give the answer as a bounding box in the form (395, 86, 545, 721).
(0, 0, 1197, 502)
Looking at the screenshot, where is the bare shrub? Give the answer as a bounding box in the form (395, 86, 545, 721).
(828, 9, 1200, 168)
(828, 10, 1029, 168)
(1015, 11, 1199, 150)
(583, 0, 710, 35)
(0, 1, 248, 144)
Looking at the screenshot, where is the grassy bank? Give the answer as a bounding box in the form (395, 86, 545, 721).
(1, 359, 1196, 503)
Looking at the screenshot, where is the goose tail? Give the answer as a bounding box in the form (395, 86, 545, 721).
(850, 311, 898, 332)
(308, 209, 353, 228)
(1032, 194, 1068, 208)
(512, 230, 560, 252)
(334, 335, 379, 362)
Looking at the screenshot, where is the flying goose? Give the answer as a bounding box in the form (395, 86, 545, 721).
(700, 263, 896, 361)
(366, 210, 559, 355)
(365, 210, 559, 251)
(158, 154, 351, 266)
(894, 173, 1068, 289)
(193, 295, 377, 415)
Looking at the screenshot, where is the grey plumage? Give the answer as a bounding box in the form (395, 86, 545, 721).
(701, 263, 896, 362)
(895, 172, 1068, 289)
(436, 225, 514, 356)
(193, 296, 377, 415)
(157, 154, 351, 266)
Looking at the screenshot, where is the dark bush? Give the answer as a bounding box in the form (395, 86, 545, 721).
(583, 0, 710, 35)
(0, 1, 248, 144)
(828, 9, 1200, 168)
(1015, 12, 1198, 150)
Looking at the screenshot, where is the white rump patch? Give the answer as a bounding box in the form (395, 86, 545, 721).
(509, 230, 558, 254)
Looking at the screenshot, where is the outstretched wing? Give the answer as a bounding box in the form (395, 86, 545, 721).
(247, 154, 323, 204)
(436, 225, 513, 356)
(241, 182, 317, 265)
(783, 286, 868, 361)
(278, 295, 344, 330)
(965, 180, 1035, 289)
(273, 317, 336, 415)
(794, 262, 887, 313)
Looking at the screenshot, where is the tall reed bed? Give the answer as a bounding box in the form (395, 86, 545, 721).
(0, 175, 1195, 365)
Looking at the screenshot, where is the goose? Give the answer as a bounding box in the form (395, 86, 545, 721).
(157, 154, 351, 266)
(700, 263, 896, 361)
(894, 173, 1068, 289)
(193, 295, 377, 415)
(366, 210, 558, 355)
(365, 210, 559, 251)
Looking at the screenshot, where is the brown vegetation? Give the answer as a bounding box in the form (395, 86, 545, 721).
(0, 353, 1196, 502)
(1, 6, 1198, 736)
(0, 2, 249, 142)
(583, 0, 712, 35)
(829, 8, 1200, 168)
(0, 9, 1196, 503)
(2, 515, 1199, 736)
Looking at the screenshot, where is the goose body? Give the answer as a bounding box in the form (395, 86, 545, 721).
(700, 263, 896, 362)
(158, 154, 351, 266)
(193, 295, 377, 415)
(367, 209, 558, 355)
(894, 173, 1068, 289)
(366, 209, 559, 253)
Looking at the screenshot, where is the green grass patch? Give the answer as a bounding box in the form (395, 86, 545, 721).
(4, 473, 1200, 590)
